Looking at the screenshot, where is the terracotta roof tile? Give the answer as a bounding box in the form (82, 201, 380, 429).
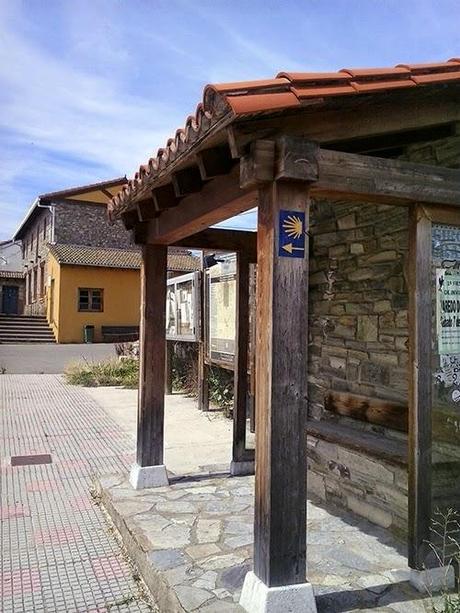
(293, 84, 356, 98)
(226, 91, 299, 114)
(277, 71, 351, 82)
(109, 58, 460, 217)
(350, 79, 416, 93)
(48, 244, 199, 272)
(340, 66, 410, 78)
(0, 270, 24, 279)
(411, 72, 460, 85)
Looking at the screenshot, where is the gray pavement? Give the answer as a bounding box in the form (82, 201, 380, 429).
(0, 374, 157, 612)
(85, 387, 233, 477)
(0, 343, 117, 374)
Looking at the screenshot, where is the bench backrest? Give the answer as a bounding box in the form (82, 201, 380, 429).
(324, 390, 408, 433)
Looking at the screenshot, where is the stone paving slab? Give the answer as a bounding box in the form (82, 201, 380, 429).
(1, 374, 156, 612)
(98, 474, 443, 613)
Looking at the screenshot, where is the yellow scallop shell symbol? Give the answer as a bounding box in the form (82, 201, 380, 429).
(282, 215, 303, 239)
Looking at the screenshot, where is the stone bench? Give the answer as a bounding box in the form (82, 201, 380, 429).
(306, 391, 408, 535)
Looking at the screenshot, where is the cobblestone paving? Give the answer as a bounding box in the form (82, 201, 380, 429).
(0, 375, 156, 612)
(101, 474, 439, 613)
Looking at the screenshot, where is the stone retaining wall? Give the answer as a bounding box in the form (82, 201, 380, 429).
(305, 134, 460, 532)
(307, 434, 408, 535)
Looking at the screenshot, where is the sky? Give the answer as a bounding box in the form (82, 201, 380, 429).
(1, 0, 459, 240)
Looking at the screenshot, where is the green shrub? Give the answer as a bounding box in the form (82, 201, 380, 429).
(64, 358, 139, 388)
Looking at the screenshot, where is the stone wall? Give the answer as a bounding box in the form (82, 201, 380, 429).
(23, 209, 51, 315)
(308, 133, 460, 421)
(54, 200, 134, 249)
(305, 134, 460, 532)
(308, 200, 409, 418)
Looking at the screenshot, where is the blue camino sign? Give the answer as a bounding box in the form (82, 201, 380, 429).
(278, 210, 306, 258)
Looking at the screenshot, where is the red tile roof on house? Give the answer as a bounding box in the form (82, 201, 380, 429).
(109, 58, 460, 217)
(0, 270, 24, 279)
(48, 244, 200, 272)
(40, 177, 127, 201)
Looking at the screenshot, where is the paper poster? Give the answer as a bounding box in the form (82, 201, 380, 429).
(437, 270, 460, 355)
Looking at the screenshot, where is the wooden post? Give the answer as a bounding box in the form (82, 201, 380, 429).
(253, 180, 310, 587)
(231, 251, 254, 474)
(198, 343, 209, 411)
(165, 340, 173, 395)
(408, 204, 433, 569)
(198, 251, 210, 411)
(130, 244, 169, 489)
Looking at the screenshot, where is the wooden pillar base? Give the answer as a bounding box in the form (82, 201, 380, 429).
(240, 571, 317, 613)
(129, 463, 169, 490)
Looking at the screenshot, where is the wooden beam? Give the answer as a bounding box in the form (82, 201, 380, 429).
(228, 87, 460, 155)
(137, 244, 167, 467)
(254, 180, 310, 587)
(197, 144, 234, 180)
(311, 147, 460, 207)
(172, 166, 203, 197)
(152, 183, 179, 211)
(173, 228, 257, 262)
(240, 140, 275, 189)
(276, 136, 319, 183)
(144, 165, 258, 244)
(407, 204, 432, 570)
(165, 340, 173, 395)
(421, 204, 460, 226)
(233, 251, 251, 463)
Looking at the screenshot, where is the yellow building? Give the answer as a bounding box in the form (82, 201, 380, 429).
(46, 244, 199, 343)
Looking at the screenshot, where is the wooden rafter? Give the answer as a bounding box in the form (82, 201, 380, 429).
(173, 228, 257, 261)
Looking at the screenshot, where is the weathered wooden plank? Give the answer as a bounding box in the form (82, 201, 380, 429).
(254, 180, 310, 587)
(407, 204, 432, 570)
(312, 148, 460, 206)
(137, 244, 167, 467)
(173, 228, 257, 262)
(233, 251, 251, 463)
(324, 390, 408, 432)
(144, 165, 258, 244)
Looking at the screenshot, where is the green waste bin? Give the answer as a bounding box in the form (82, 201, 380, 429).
(83, 325, 95, 343)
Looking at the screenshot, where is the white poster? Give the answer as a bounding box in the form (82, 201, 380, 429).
(437, 270, 460, 355)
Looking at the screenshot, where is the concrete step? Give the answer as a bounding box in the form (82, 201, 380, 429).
(0, 328, 53, 336)
(0, 324, 53, 331)
(0, 336, 56, 345)
(0, 314, 55, 343)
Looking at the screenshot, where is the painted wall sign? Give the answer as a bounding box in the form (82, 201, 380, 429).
(436, 269, 460, 355)
(278, 210, 306, 258)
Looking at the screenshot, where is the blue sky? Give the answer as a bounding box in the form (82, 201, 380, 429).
(1, 0, 459, 239)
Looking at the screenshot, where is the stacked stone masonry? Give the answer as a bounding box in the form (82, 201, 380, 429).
(306, 134, 460, 532)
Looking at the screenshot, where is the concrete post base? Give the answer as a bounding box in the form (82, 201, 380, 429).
(129, 463, 169, 490)
(230, 460, 255, 476)
(409, 566, 455, 593)
(240, 571, 317, 613)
